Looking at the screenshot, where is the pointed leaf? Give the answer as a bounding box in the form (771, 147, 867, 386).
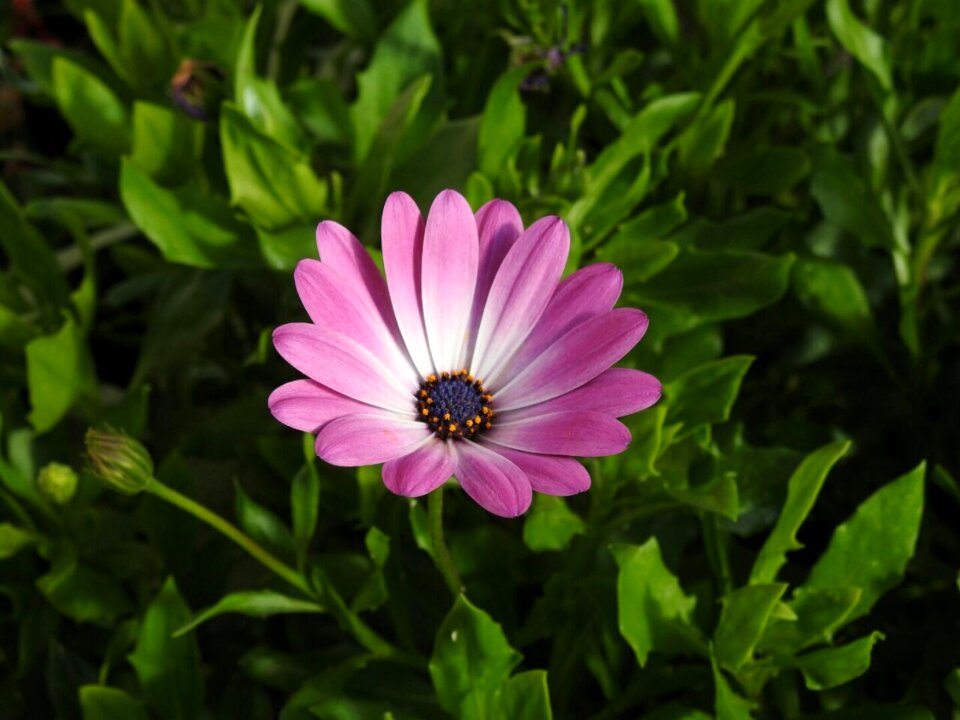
(612, 538, 702, 667)
(429, 595, 522, 720)
(174, 590, 325, 636)
(805, 463, 925, 622)
(128, 578, 203, 720)
(751, 441, 851, 584)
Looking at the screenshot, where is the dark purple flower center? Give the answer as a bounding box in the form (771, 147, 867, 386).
(416, 369, 494, 440)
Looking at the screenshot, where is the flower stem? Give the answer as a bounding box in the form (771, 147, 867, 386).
(428, 487, 462, 595)
(146, 480, 313, 597)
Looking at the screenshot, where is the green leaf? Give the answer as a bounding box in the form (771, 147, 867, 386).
(79, 685, 149, 720)
(51, 56, 128, 155)
(352, 527, 391, 612)
(751, 441, 852, 584)
(234, 7, 304, 151)
(235, 481, 296, 559)
(946, 668, 960, 708)
(26, 316, 95, 433)
(825, 0, 893, 91)
(0, 523, 36, 559)
(677, 100, 736, 176)
(128, 102, 203, 184)
(810, 149, 896, 250)
(478, 65, 530, 181)
(637, 0, 679, 45)
(673, 208, 793, 252)
(291, 434, 321, 557)
(120, 159, 259, 269)
(794, 632, 884, 690)
(805, 462, 925, 622)
(716, 146, 812, 196)
(36, 555, 131, 625)
(116, 0, 174, 88)
(522, 496, 585, 552)
(496, 670, 553, 720)
(348, 75, 434, 219)
(712, 654, 756, 720)
(714, 583, 787, 670)
(665, 356, 754, 433)
(286, 77, 354, 146)
(9, 39, 98, 96)
(128, 578, 203, 720)
(429, 595, 522, 720)
(351, 0, 442, 162)
(666, 472, 740, 521)
(220, 104, 328, 230)
(631, 249, 795, 325)
(299, 0, 376, 40)
(612, 538, 702, 667)
(174, 590, 325, 637)
(597, 232, 679, 284)
(759, 586, 862, 655)
(0, 180, 70, 308)
(929, 87, 960, 226)
(84, 0, 172, 88)
(569, 93, 700, 234)
(793, 258, 874, 338)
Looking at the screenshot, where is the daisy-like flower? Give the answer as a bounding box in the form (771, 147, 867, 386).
(269, 190, 661, 517)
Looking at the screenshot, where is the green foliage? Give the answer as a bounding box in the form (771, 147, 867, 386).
(1, 0, 956, 717)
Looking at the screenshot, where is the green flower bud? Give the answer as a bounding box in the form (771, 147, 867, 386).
(85, 428, 154, 495)
(36, 462, 78, 505)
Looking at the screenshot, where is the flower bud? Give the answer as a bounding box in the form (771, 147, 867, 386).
(84, 428, 154, 495)
(36, 462, 78, 505)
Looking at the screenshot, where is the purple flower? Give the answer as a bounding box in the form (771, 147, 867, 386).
(269, 190, 661, 517)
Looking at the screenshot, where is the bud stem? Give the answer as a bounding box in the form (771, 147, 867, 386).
(145, 481, 313, 597)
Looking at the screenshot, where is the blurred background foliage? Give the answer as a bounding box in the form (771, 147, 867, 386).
(1, 0, 959, 718)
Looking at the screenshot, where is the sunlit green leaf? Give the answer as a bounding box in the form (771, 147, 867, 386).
(522, 496, 585, 552)
(51, 56, 128, 155)
(429, 595, 522, 720)
(794, 632, 884, 690)
(26, 316, 95, 433)
(825, 0, 893, 90)
(715, 583, 787, 670)
(496, 670, 553, 720)
(612, 538, 703, 667)
(805, 463, 925, 622)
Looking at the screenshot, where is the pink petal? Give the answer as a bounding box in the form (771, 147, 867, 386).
(268, 379, 375, 432)
(315, 221, 407, 354)
(501, 368, 662, 421)
(488, 411, 631, 456)
(471, 217, 570, 382)
(273, 323, 416, 414)
(421, 190, 479, 371)
(295, 259, 415, 377)
(381, 192, 434, 377)
(382, 440, 457, 497)
(491, 448, 591, 496)
(467, 200, 524, 353)
(454, 441, 532, 517)
(491, 263, 622, 387)
(315, 413, 430, 466)
(495, 308, 649, 411)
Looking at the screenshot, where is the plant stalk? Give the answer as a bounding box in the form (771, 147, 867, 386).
(146, 480, 313, 597)
(428, 487, 462, 595)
